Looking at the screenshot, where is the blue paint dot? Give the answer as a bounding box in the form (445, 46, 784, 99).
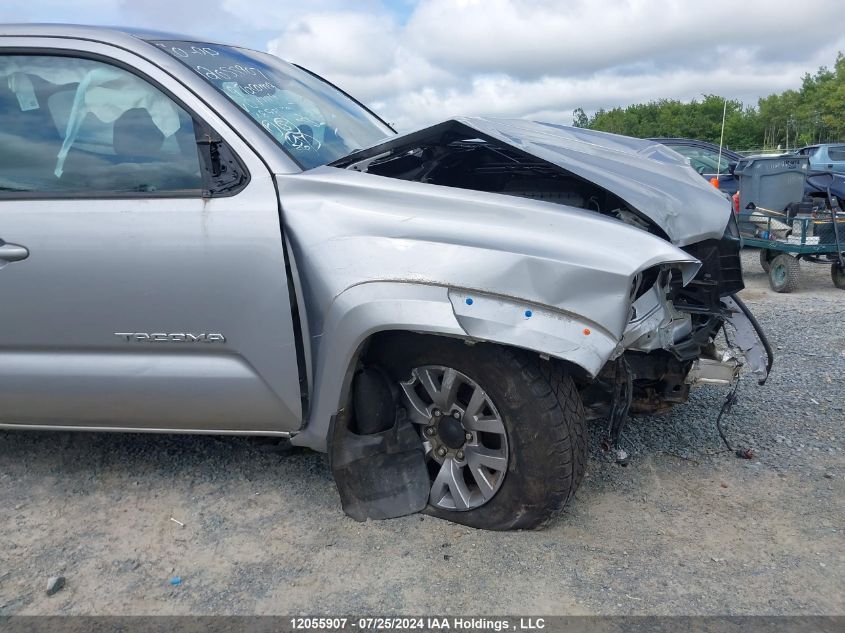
(465, 297, 474, 305)
(524, 310, 533, 318)
(169, 576, 182, 586)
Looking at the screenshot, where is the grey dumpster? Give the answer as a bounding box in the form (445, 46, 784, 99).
(735, 154, 809, 211)
(734, 154, 809, 235)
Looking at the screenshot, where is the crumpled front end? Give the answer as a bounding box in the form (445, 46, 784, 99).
(584, 211, 772, 432)
(328, 116, 772, 409)
(630, 211, 770, 376)
(285, 118, 775, 521)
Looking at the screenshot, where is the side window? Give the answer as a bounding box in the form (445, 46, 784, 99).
(827, 146, 845, 161)
(0, 54, 203, 195)
(670, 145, 729, 174)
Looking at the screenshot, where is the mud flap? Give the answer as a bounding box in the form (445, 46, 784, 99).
(329, 408, 430, 521)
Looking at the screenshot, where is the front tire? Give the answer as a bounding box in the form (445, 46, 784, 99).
(371, 334, 587, 530)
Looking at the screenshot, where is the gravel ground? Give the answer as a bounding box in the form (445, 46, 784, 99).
(1, 249, 843, 616)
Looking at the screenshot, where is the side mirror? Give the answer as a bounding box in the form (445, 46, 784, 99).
(728, 161, 738, 176)
(195, 124, 249, 198)
(197, 132, 224, 177)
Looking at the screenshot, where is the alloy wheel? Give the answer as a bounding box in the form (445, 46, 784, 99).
(399, 365, 509, 511)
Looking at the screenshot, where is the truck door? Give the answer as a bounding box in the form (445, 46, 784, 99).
(0, 44, 303, 432)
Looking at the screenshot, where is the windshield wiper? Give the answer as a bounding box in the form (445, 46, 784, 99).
(332, 147, 363, 163)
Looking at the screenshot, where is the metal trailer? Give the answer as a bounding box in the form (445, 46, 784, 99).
(741, 203, 845, 293)
(731, 155, 845, 292)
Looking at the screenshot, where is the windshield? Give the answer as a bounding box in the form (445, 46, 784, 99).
(152, 41, 394, 169)
(668, 144, 734, 174)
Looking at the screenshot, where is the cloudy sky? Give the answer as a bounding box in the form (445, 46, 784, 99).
(3, 0, 844, 130)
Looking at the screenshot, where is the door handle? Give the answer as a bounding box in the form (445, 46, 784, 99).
(0, 241, 29, 262)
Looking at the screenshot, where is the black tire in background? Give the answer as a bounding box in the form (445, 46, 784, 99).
(370, 334, 587, 530)
(759, 248, 773, 273)
(768, 253, 800, 293)
(832, 261, 845, 289)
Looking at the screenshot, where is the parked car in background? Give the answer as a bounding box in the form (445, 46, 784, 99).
(805, 170, 845, 208)
(794, 143, 845, 174)
(654, 138, 845, 208)
(650, 138, 740, 195)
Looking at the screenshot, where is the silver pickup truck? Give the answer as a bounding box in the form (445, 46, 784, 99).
(0, 24, 771, 530)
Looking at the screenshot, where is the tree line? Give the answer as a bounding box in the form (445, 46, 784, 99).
(572, 53, 845, 151)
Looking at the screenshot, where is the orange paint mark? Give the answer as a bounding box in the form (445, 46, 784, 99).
(583, 328, 591, 336)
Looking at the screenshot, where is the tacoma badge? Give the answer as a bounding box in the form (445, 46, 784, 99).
(114, 332, 226, 343)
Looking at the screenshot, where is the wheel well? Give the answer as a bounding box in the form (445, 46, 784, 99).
(330, 330, 593, 442)
(357, 330, 591, 390)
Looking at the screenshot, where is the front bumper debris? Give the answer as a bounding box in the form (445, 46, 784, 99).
(685, 356, 741, 387)
(722, 295, 772, 385)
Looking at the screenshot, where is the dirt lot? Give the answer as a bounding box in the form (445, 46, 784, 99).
(1, 250, 843, 616)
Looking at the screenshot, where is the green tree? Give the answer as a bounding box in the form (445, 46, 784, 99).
(574, 53, 844, 150)
(571, 107, 589, 128)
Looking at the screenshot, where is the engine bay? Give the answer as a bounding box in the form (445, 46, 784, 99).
(334, 123, 664, 238)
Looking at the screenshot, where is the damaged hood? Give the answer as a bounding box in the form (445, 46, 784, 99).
(277, 166, 700, 340)
(343, 117, 733, 246)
